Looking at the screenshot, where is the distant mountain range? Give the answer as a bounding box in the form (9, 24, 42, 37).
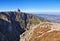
(36, 14, 60, 23)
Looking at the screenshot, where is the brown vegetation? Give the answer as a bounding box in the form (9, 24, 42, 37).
(33, 30, 60, 41)
(29, 23, 51, 41)
(29, 22, 60, 41)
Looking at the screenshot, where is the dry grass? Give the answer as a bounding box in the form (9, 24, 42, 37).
(29, 22, 60, 41)
(29, 23, 51, 41)
(36, 30, 60, 41)
(29, 19, 40, 24)
(20, 22, 60, 41)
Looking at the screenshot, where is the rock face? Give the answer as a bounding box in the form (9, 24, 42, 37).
(0, 10, 48, 41)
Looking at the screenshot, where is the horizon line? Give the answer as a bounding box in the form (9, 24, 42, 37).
(0, 9, 60, 13)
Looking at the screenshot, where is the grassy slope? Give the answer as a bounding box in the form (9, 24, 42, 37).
(29, 22, 60, 41)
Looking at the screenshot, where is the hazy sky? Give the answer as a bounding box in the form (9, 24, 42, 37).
(0, 0, 60, 13)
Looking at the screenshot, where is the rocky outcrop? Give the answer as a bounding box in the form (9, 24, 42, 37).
(0, 10, 49, 41)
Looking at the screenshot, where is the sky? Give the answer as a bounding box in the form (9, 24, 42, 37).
(0, 0, 60, 13)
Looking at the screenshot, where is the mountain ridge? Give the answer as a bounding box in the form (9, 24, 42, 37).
(20, 22, 60, 41)
(0, 10, 49, 41)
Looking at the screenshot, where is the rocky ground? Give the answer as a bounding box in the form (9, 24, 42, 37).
(20, 22, 60, 41)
